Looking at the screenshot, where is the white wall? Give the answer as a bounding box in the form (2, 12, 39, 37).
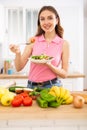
(83, 0, 87, 89)
(0, 0, 83, 7)
(84, 17, 87, 90)
(0, 4, 5, 42)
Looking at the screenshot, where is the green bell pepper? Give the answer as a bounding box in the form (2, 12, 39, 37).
(37, 97, 48, 108)
(40, 89, 56, 102)
(48, 101, 61, 108)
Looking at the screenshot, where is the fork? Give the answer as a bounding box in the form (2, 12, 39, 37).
(18, 43, 33, 45)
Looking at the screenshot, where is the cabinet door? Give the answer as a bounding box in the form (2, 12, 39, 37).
(60, 78, 84, 91)
(0, 79, 28, 87)
(60, 79, 73, 91)
(0, 79, 10, 86)
(13, 79, 28, 86)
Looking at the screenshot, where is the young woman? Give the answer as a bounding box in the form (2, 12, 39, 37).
(9, 6, 69, 89)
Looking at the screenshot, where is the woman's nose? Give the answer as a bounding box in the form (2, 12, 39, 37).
(44, 19, 49, 24)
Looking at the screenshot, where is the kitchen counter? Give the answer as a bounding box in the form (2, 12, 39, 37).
(0, 91, 87, 130)
(0, 72, 85, 79)
(0, 100, 87, 120)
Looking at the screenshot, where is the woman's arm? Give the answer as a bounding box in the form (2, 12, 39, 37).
(9, 44, 33, 71)
(15, 44, 33, 71)
(46, 40, 69, 78)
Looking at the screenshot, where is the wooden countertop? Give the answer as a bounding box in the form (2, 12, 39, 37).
(0, 72, 85, 79)
(0, 99, 87, 120)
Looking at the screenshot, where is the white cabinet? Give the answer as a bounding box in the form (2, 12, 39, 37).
(60, 79, 73, 91)
(61, 78, 84, 91)
(0, 79, 28, 87)
(0, 77, 84, 91)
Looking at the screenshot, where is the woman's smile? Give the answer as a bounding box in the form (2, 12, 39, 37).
(43, 24, 52, 31)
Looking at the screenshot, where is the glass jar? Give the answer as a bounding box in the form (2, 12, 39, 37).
(4, 60, 14, 74)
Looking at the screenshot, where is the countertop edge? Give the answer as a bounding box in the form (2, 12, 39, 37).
(0, 72, 85, 79)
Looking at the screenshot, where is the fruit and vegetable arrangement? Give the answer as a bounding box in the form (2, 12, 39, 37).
(11, 92, 32, 107)
(73, 95, 85, 108)
(0, 87, 15, 106)
(0, 87, 33, 107)
(36, 86, 74, 108)
(0, 85, 86, 108)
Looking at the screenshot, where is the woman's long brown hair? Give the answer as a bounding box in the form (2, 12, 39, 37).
(35, 6, 64, 38)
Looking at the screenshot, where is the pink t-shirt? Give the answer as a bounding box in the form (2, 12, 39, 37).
(28, 34, 64, 82)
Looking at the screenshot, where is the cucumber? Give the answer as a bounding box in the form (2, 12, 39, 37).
(34, 86, 44, 92)
(9, 86, 26, 92)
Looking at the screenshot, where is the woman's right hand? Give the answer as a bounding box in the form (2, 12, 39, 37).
(9, 44, 21, 54)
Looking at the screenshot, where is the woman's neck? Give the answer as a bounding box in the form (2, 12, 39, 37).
(44, 31, 56, 43)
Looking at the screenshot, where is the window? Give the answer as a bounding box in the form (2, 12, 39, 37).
(4, 7, 38, 58)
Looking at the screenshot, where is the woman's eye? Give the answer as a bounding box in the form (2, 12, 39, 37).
(40, 16, 54, 21)
(40, 18, 44, 21)
(48, 16, 53, 20)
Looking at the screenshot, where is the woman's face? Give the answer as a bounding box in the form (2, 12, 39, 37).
(39, 10, 58, 33)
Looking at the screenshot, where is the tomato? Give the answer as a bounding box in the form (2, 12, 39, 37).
(14, 94, 23, 99)
(11, 96, 23, 107)
(20, 92, 29, 98)
(30, 37, 35, 43)
(23, 97, 32, 106)
(11, 92, 32, 107)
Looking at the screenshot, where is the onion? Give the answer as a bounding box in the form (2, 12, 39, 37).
(73, 95, 85, 108)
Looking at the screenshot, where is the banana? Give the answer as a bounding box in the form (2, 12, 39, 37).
(65, 95, 73, 104)
(48, 91, 56, 97)
(59, 87, 66, 99)
(50, 86, 60, 97)
(63, 89, 71, 101)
